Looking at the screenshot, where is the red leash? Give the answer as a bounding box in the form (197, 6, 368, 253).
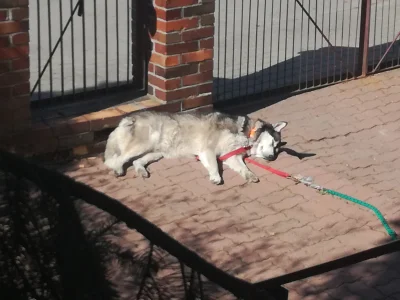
(195, 146, 289, 178)
(244, 157, 289, 178)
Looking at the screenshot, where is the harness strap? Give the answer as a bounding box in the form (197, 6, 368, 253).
(194, 146, 251, 162)
(219, 146, 251, 161)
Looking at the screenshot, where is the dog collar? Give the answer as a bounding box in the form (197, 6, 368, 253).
(249, 127, 257, 138)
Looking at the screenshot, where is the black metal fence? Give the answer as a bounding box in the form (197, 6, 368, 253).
(1, 151, 400, 299)
(0, 150, 287, 300)
(29, 0, 147, 107)
(213, 0, 400, 103)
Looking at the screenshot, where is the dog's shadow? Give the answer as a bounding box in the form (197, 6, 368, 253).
(277, 142, 316, 160)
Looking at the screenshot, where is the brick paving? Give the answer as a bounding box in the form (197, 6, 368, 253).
(58, 68, 400, 299)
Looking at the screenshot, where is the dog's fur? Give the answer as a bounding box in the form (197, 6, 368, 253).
(104, 111, 287, 184)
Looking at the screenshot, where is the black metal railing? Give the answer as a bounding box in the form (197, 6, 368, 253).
(213, 0, 400, 104)
(1, 150, 400, 299)
(29, 0, 147, 107)
(0, 150, 287, 300)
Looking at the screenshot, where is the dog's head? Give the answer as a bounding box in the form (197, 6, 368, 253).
(249, 120, 288, 161)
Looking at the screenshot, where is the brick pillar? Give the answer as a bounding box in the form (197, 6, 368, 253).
(148, 0, 215, 111)
(0, 0, 30, 137)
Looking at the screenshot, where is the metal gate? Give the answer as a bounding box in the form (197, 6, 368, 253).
(366, 0, 400, 75)
(29, 0, 146, 107)
(213, 0, 400, 104)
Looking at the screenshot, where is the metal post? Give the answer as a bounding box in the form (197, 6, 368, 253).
(358, 0, 372, 77)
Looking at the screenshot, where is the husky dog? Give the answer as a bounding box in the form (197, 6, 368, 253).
(104, 111, 287, 184)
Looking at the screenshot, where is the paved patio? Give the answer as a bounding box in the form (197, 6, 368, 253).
(58, 68, 400, 299)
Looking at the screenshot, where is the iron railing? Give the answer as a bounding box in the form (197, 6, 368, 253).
(29, 0, 148, 107)
(1, 151, 400, 299)
(0, 150, 287, 300)
(213, 0, 400, 104)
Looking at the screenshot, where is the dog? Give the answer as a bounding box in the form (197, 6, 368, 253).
(103, 111, 287, 184)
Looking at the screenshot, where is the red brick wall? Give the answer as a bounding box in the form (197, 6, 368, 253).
(0, 0, 30, 137)
(148, 0, 215, 111)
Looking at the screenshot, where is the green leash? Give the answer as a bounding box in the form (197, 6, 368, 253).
(323, 189, 397, 241)
(291, 175, 397, 240)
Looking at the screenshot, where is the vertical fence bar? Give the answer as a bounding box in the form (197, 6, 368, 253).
(305, 0, 311, 88)
(82, 0, 87, 95)
(254, 0, 260, 95)
(94, 0, 98, 89)
(261, 0, 267, 94)
(269, 0, 274, 91)
(224, 0, 228, 101)
(353, 0, 361, 76)
(70, 0, 76, 96)
(372, 0, 377, 67)
(59, 0, 65, 98)
(105, 0, 109, 89)
(292, 0, 296, 86)
(245, 0, 252, 99)
(238, 0, 244, 97)
(231, 0, 236, 100)
(327, 0, 332, 82)
(276, 0, 282, 89)
(333, 0, 339, 82)
(283, 0, 289, 87)
(126, 0, 130, 83)
(47, 0, 53, 98)
(320, 0, 325, 84)
(36, 0, 41, 101)
(312, 0, 317, 87)
(392, 0, 397, 67)
(346, 0, 353, 79)
(358, 0, 372, 76)
(298, 0, 304, 89)
(116, 0, 120, 86)
(217, 0, 221, 99)
(339, 0, 345, 81)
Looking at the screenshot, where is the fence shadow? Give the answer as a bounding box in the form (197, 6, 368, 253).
(1, 151, 276, 300)
(214, 41, 400, 114)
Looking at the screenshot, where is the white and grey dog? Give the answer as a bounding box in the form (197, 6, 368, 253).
(104, 111, 287, 184)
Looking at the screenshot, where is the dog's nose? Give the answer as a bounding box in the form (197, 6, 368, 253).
(266, 155, 275, 160)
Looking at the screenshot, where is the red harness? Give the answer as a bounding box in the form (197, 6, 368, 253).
(194, 126, 290, 178)
(194, 146, 250, 162)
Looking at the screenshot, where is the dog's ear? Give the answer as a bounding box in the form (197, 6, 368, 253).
(249, 119, 266, 140)
(273, 121, 288, 132)
(236, 116, 247, 132)
(254, 119, 266, 130)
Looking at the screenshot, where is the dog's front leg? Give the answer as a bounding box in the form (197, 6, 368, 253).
(132, 152, 163, 178)
(224, 155, 259, 183)
(198, 150, 222, 185)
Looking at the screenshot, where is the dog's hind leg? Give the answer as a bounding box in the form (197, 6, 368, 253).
(224, 155, 259, 183)
(132, 152, 163, 178)
(198, 150, 222, 185)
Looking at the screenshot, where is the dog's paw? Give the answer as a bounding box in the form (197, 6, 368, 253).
(114, 169, 125, 177)
(209, 174, 222, 185)
(136, 167, 149, 178)
(245, 172, 259, 183)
